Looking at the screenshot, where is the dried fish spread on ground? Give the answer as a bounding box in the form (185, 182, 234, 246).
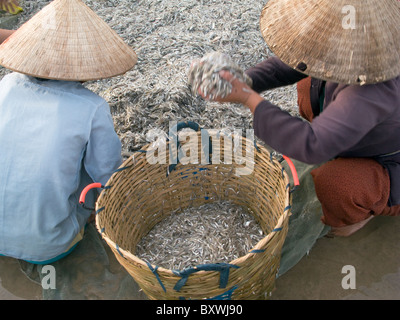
(135, 201, 264, 270)
(1, 0, 299, 156)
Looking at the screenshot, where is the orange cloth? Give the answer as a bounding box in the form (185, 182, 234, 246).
(297, 77, 314, 122)
(311, 158, 400, 228)
(296, 77, 400, 227)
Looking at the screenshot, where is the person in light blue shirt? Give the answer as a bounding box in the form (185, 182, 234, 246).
(0, 0, 137, 264)
(0, 74, 122, 263)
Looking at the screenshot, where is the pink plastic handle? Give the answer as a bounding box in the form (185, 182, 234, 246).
(79, 183, 103, 204)
(282, 155, 300, 187)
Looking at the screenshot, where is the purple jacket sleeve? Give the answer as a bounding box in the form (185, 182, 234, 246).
(245, 57, 308, 92)
(253, 79, 400, 164)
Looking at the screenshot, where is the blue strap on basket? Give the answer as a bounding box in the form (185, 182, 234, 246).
(145, 261, 167, 293)
(207, 285, 239, 300)
(168, 121, 201, 175)
(178, 285, 239, 300)
(167, 121, 212, 176)
(248, 205, 290, 254)
(172, 263, 240, 292)
(114, 164, 134, 173)
(249, 249, 265, 254)
(115, 244, 124, 258)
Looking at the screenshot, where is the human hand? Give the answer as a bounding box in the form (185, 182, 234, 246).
(198, 70, 264, 113)
(198, 70, 250, 103)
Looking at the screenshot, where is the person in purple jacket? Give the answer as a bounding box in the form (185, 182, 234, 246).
(198, 0, 400, 236)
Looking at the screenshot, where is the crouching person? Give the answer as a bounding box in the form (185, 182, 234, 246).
(0, 0, 137, 264)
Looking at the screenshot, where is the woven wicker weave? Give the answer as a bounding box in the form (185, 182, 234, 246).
(260, 0, 400, 85)
(94, 128, 293, 300)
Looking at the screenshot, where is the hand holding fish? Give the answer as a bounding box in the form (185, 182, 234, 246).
(199, 70, 264, 114)
(188, 52, 264, 113)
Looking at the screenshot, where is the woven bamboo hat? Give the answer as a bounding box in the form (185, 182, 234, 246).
(0, 0, 137, 81)
(260, 0, 400, 85)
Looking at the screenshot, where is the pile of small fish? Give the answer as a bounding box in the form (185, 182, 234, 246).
(188, 51, 252, 100)
(135, 201, 265, 270)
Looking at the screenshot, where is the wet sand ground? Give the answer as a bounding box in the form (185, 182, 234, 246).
(1, 215, 399, 300)
(272, 215, 400, 300)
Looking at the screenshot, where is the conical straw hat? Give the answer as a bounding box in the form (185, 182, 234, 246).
(260, 0, 400, 85)
(0, 0, 137, 81)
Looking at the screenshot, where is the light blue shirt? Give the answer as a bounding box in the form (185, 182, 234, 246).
(0, 73, 122, 262)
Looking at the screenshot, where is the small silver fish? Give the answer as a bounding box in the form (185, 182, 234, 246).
(188, 51, 252, 101)
(135, 200, 265, 270)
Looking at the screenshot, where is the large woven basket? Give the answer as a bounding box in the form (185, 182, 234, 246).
(83, 123, 297, 300)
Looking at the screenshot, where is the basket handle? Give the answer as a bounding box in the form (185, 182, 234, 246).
(79, 183, 104, 210)
(168, 121, 209, 175)
(170, 121, 201, 133)
(281, 155, 300, 192)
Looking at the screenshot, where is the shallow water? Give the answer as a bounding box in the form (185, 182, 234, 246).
(1, 215, 399, 300)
